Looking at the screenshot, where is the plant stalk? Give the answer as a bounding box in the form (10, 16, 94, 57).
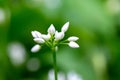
(53, 49, 58, 80)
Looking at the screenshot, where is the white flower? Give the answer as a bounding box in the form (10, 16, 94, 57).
(67, 71, 83, 80)
(68, 36, 79, 41)
(48, 24, 56, 35)
(31, 44, 41, 53)
(31, 22, 79, 53)
(68, 41, 79, 48)
(33, 38, 45, 44)
(31, 31, 41, 38)
(42, 33, 51, 40)
(55, 31, 64, 41)
(48, 69, 65, 80)
(61, 22, 69, 32)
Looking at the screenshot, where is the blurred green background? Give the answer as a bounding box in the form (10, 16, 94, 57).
(0, 0, 120, 80)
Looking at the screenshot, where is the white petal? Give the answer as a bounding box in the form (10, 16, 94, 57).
(34, 31, 42, 37)
(31, 44, 41, 53)
(68, 41, 79, 48)
(61, 22, 69, 32)
(31, 31, 37, 38)
(55, 31, 64, 41)
(47, 24, 56, 35)
(68, 36, 79, 41)
(33, 38, 45, 44)
(42, 34, 51, 40)
(31, 31, 41, 38)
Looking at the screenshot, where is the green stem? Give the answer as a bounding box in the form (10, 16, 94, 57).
(59, 43, 68, 45)
(52, 49, 58, 80)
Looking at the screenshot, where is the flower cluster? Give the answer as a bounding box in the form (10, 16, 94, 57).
(31, 22, 79, 53)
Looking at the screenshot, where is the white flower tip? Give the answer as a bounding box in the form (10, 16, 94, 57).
(31, 44, 41, 53)
(68, 41, 79, 48)
(31, 31, 36, 38)
(48, 24, 56, 35)
(31, 30, 41, 38)
(61, 22, 69, 32)
(66, 21, 69, 25)
(68, 36, 79, 41)
(65, 22, 69, 25)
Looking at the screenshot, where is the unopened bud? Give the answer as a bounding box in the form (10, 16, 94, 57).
(31, 44, 41, 53)
(68, 41, 79, 48)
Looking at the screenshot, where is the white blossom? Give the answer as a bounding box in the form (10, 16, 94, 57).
(31, 22, 79, 53)
(31, 44, 41, 53)
(48, 69, 65, 80)
(31, 31, 41, 38)
(33, 38, 45, 44)
(7, 42, 26, 66)
(55, 31, 64, 41)
(48, 24, 56, 35)
(61, 22, 69, 32)
(42, 33, 51, 40)
(67, 71, 83, 80)
(68, 36, 79, 41)
(68, 41, 79, 48)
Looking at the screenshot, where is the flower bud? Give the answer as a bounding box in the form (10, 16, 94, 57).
(31, 31, 41, 38)
(68, 36, 79, 41)
(48, 24, 56, 35)
(61, 22, 69, 32)
(33, 38, 45, 44)
(31, 44, 41, 53)
(55, 31, 64, 41)
(42, 33, 51, 40)
(68, 41, 79, 48)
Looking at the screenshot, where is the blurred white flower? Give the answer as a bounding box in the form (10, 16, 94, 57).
(44, 0, 61, 10)
(68, 36, 79, 41)
(31, 44, 41, 53)
(48, 24, 56, 35)
(68, 41, 79, 48)
(67, 71, 83, 80)
(61, 22, 69, 32)
(0, 8, 6, 24)
(7, 42, 26, 66)
(31, 22, 79, 53)
(27, 58, 40, 72)
(106, 0, 120, 14)
(48, 69, 65, 80)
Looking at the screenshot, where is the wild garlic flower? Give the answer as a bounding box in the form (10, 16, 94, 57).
(31, 22, 79, 53)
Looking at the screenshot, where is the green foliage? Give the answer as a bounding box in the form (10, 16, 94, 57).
(0, 0, 120, 80)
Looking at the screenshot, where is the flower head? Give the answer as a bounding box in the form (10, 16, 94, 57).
(31, 22, 79, 53)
